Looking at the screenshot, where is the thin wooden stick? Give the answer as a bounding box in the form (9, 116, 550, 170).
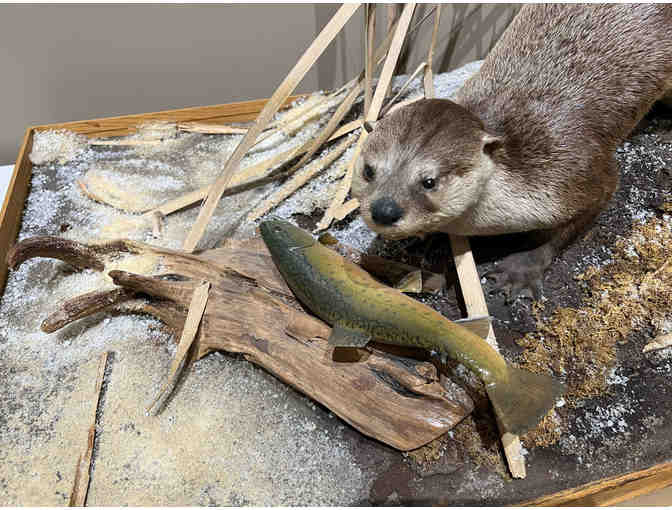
(252, 94, 333, 147)
(148, 120, 361, 217)
(423, 4, 442, 99)
(183, 4, 361, 252)
(333, 197, 360, 221)
(178, 122, 248, 135)
(379, 61, 427, 118)
(367, 3, 416, 123)
(268, 94, 326, 130)
(315, 134, 366, 232)
(147, 281, 210, 415)
(364, 4, 376, 114)
(151, 211, 164, 238)
(317, 3, 416, 232)
(643, 333, 672, 353)
(449, 235, 527, 479)
(69, 351, 109, 506)
(246, 135, 356, 222)
(386, 95, 423, 116)
(88, 139, 162, 147)
(285, 91, 362, 181)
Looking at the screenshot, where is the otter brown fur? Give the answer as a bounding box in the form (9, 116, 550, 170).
(352, 4, 672, 299)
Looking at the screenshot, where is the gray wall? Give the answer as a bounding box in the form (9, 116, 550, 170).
(0, 4, 519, 164)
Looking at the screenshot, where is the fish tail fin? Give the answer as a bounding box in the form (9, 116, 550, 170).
(486, 366, 565, 435)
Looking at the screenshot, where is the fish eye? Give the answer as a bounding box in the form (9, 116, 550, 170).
(363, 164, 375, 182)
(422, 177, 437, 190)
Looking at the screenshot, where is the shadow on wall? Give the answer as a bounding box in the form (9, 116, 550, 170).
(312, 4, 521, 91)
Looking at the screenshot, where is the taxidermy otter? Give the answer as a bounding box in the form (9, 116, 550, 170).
(352, 4, 672, 300)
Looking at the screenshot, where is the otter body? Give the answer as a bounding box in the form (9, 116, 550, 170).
(352, 4, 672, 298)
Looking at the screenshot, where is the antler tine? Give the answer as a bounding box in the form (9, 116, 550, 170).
(108, 270, 200, 306)
(7, 236, 106, 271)
(111, 299, 188, 339)
(41, 287, 137, 333)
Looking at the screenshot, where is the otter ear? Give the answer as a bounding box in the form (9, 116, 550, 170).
(363, 121, 376, 134)
(481, 133, 502, 156)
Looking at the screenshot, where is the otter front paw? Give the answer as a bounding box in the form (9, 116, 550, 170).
(484, 250, 549, 303)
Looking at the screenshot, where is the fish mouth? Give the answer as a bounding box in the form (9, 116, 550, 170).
(259, 219, 316, 252)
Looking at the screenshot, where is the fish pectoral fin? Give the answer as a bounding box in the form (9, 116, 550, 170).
(454, 315, 492, 339)
(328, 323, 371, 348)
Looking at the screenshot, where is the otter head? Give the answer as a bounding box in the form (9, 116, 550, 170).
(352, 98, 502, 239)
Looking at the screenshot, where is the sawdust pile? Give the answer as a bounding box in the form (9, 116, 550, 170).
(519, 206, 672, 446)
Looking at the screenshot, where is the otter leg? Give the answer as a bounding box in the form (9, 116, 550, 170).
(486, 150, 619, 302)
(660, 79, 672, 107)
(485, 208, 603, 302)
(661, 92, 672, 108)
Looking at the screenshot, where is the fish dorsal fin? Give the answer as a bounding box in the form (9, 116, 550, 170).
(328, 323, 371, 347)
(454, 315, 492, 339)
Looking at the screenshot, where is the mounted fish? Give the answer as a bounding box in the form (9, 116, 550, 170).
(260, 219, 565, 435)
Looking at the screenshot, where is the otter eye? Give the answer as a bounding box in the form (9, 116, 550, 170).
(422, 177, 436, 190)
(363, 164, 375, 182)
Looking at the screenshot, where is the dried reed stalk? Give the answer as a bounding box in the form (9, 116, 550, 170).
(151, 211, 164, 238)
(178, 123, 248, 135)
(148, 120, 361, 218)
(449, 235, 526, 479)
(315, 136, 366, 232)
(171, 4, 413, 228)
(246, 135, 357, 222)
(267, 94, 326, 130)
(364, 4, 376, 114)
(643, 333, 672, 353)
(423, 4, 442, 98)
(317, 3, 416, 232)
(367, 3, 416, 121)
(183, 3, 361, 253)
(147, 281, 210, 414)
(69, 351, 109, 506)
(252, 94, 333, 148)
(379, 61, 427, 118)
(88, 139, 162, 147)
(386, 96, 423, 116)
(333, 197, 360, 221)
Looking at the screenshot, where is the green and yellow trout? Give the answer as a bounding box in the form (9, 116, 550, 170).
(260, 219, 564, 434)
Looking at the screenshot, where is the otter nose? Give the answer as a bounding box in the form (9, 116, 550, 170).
(371, 197, 403, 226)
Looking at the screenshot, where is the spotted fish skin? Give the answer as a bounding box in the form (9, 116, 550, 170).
(260, 219, 564, 435)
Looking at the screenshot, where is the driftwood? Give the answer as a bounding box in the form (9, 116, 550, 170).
(7, 235, 473, 451)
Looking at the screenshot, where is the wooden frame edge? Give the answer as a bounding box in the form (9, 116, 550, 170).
(32, 95, 304, 138)
(521, 461, 672, 506)
(0, 128, 33, 295)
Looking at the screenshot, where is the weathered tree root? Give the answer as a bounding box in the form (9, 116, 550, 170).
(6, 235, 474, 451)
